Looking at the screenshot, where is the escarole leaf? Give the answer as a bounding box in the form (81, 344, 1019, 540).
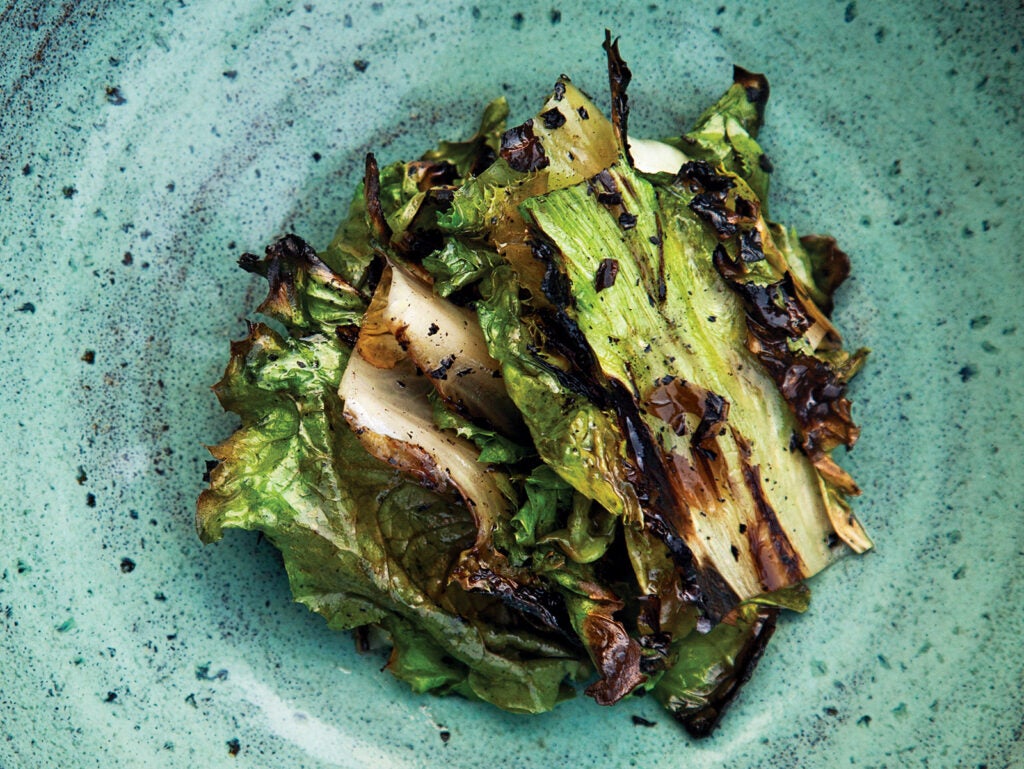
(338, 265, 516, 582)
(239, 234, 368, 333)
(654, 601, 779, 738)
(476, 264, 644, 524)
(200, 246, 587, 715)
(519, 156, 863, 619)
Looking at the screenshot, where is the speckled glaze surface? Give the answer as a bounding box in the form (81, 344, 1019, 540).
(1, 1, 1021, 767)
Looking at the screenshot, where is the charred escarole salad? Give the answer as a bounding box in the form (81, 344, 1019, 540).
(198, 34, 871, 736)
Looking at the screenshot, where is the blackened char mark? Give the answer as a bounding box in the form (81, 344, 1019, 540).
(540, 107, 566, 129)
(405, 159, 460, 191)
(426, 354, 455, 380)
(740, 274, 812, 336)
(532, 306, 608, 406)
(645, 376, 730, 458)
(739, 228, 765, 263)
(712, 246, 810, 336)
(636, 597, 672, 674)
(462, 568, 582, 648)
(654, 215, 667, 303)
(603, 29, 633, 163)
(691, 195, 738, 238)
(393, 228, 447, 265)
(712, 251, 860, 458)
(470, 145, 498, 177)
(733, 195, 758, 220)
(692, 391, 729, 459)
(500, 119, 550, 172)
(238, 251, 263, 275)
(753, 331, 860, 456)
(678, 161, 741, 238)
(606, 378, 739, 622)
(732, 65, 770, 134)
(678, 161, 735, 195)
(679, 609, 779, 738)
(733, 429, 806, 589)
(533, 238, 574, 308)
(595, 258, 619, 291)
(592, 168, 619, 196)
(336, 324, 360, 348)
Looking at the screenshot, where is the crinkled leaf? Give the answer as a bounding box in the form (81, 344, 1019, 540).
(509, 465, 574, 552)
(422, 237, 505, 297)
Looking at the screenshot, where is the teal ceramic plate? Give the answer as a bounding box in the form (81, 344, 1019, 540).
(2, 1, 1021, 766)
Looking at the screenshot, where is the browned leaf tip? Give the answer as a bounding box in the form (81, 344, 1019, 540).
(364, 152, 393, 243)
(582, 613, 647, 705)
(732, 65, 770, 130)
(603, 29, 633, 163)
(799, 234, 852, 314)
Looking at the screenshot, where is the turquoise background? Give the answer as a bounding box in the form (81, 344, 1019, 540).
(1, 1, 1021, 766)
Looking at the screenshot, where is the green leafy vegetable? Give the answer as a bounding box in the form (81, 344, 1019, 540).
(199, 34, 871, 737)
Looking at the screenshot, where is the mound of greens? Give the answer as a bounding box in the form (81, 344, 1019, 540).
(198, 34, 870, 736)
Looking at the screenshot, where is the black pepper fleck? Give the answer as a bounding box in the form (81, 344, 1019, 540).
(353, 59, 369, 72)
(120, 557, 135, 573)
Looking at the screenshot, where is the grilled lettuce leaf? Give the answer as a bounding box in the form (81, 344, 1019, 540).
(199, 35, 870, 736)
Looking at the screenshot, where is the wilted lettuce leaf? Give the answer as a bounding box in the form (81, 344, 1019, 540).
(422, 237, 505, 297)
(199, 240, 588, 714)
